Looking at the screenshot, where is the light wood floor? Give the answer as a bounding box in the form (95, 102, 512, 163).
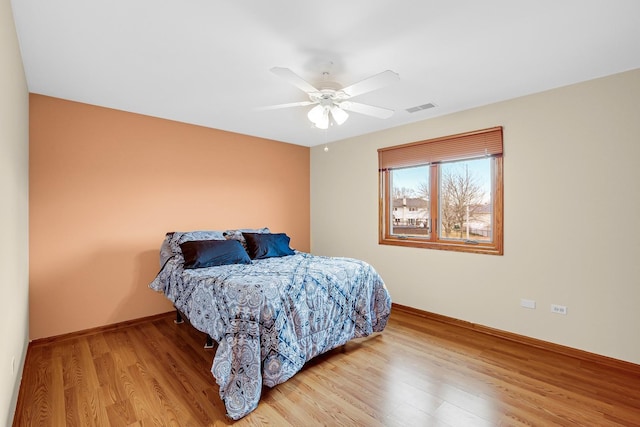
(13, 308, 640, 426)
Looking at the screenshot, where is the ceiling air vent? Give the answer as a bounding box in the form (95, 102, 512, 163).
(406, 102, 436, 113)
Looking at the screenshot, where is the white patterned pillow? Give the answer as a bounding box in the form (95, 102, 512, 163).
(223, 227, 270, 249)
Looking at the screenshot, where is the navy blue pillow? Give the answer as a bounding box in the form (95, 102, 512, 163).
(243, 233, 295, 259)
(180, 239, 251, 269)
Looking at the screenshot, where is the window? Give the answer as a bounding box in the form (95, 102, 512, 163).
(378, 127, 503, 255)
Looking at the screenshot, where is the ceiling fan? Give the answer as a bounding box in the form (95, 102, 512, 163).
(261, 67, 400, 129)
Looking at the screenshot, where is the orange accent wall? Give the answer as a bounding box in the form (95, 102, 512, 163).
(29, 94, 310, 340)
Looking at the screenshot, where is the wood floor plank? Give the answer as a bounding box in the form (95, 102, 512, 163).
(13, 310, 640, 426)
(124, 323, 220, 425)
(126, 361, 180, 426)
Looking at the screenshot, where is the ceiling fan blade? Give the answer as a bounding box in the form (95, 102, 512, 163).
(256, 101, 315, 111)
(270, 67, 320, 94)
(340, 70, 399, 98)
(340, 101, 395, 119)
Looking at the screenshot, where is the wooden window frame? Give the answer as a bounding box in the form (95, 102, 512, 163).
(378, 127, 504, 256)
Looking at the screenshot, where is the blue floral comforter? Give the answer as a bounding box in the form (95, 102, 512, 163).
(149, 233, 392, 420)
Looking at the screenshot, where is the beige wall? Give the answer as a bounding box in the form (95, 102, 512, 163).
(311, 69, 640, 365)
(29, 95, 310, 340)
(0, 0, 30, 424)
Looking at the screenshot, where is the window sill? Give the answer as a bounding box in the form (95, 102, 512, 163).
(379, 236, 503, 255)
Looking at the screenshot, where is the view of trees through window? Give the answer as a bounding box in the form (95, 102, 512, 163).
(390, 158, 493, 242)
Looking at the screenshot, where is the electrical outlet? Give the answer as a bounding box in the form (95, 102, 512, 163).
(551, 304, 567, 315)
(520, 299, 536, 309)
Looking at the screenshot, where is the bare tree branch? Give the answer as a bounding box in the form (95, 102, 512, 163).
(440, 163, 486, 238)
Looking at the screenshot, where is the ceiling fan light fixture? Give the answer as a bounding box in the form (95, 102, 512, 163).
(307, 104, 324, 123)
(308, 105, 329, 129)
(317, 110, 329, 129)
(330, 105, 349, 125)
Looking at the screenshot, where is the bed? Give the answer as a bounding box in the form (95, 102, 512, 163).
(149, 228, 392, 420)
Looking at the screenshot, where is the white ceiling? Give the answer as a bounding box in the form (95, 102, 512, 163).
(11, 0, 640, 147)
